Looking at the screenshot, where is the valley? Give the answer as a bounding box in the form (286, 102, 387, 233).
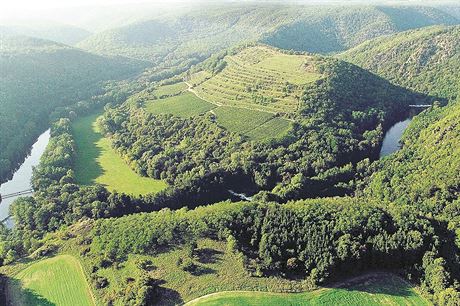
(1, 1, 460, 306)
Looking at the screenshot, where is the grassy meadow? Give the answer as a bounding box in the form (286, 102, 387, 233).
(7, 255, 94, 306)
(72, 112, 167, 195)
(153, 82, 188, 97)
(146, 92, 216, 118)
(186, 273, 429, 306)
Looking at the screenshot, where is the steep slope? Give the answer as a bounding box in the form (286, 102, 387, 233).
(0, 35, 147, 183)
(77, 5, 458, 66)
(340, 25, 460, 100)
(0, 23, 91, 45)
(263, 5, 458, 54)
(363, 100, 460, 216)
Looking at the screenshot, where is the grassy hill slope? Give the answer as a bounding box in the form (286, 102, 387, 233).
(340, 25, 460, 100)
(77, 5, 458, 66)
(0, 35, 147, 183)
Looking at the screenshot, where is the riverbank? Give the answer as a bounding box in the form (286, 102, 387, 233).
(0, 130, 50, 226)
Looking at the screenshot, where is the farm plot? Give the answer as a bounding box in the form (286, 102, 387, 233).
(7, 255, 95, 306)
(191, 46, 322, 114)
(145, 92, 216, 118)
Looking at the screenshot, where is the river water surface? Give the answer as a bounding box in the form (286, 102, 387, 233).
(379, 119, 412, 158)
(0, 130, 50, 226)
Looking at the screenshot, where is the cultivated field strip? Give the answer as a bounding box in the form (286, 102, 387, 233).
(191, 46, 321, 114)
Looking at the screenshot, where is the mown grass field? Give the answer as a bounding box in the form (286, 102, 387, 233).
(72, 112, 167, 195)
(153, 82, 188, 97)
(191, 46, 322, 114)
(7, 255, 94, 306)
(146, 92, 216, 118)
(187, 273, 429, 306)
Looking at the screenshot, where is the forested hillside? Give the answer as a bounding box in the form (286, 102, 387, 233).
(340, 25, 460, 100)
(0, 36, 147, 183)
(77, 5, 458, 67)
(0, 23, 91, 45)
(363, 100, 460, 220)
(263, 5, 458, 54)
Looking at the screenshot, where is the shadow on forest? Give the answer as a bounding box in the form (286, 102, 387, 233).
(190, 265, 217, 276)
(155, 280, 184, 306)
(327, 272, 415, 298)
(196, 248, 223, 264)
(2, 276, 56, 306)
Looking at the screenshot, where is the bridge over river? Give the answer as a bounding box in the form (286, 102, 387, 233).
(0, 189, 34, 201)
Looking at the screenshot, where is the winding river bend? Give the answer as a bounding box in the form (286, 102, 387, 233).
(0, 130, 50, 227)
(0, 116, 412, 227)
(379, 119, 412, 158)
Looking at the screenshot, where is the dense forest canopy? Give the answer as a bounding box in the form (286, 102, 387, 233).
(77, 4, 459, 66)
(0, 35, 147, 183)
(340, 25, 460, 100)
(0, 23, 91, 46)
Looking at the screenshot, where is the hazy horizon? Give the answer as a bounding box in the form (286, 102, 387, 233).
(1, 0, 459, 30)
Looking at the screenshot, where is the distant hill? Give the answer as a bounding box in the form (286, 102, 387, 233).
(263, 5, 458, 53)
(77, 5, 458, 66)
(340, 25, 460, 100)
(0, 35, 147, 183)
(0, 23, 91, 45)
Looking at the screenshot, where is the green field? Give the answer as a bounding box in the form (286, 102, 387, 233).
(213, 107, 291, 140)
(191, 46, 322, 114)
(245, 117, 292, 140)
(72, 112, 167, 195)
(187, 273, 429, 306)
(154, 82, 188, 97)
(146, 92, 216, 118)
(7, 255, 94, 306)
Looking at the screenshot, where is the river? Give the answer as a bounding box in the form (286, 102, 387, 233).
(379, 119, 412, 158)
(0, 130, 50, 227)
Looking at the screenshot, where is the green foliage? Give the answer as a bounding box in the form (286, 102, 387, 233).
(0, 35, 146, 183)
(78, 4, 457, 65)
(341, 26, 460, 100)
(263, 5, 458, 54)
(363, 101, 460, 215)
(88, 198, 439, 280)
(191, 46, 320, 114)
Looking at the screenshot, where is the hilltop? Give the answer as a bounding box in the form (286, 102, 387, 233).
(77, 5, 458, 66)
(340, 25, 460, 100)
(0, 35, 148, 183)
(142, 45, 422, 142)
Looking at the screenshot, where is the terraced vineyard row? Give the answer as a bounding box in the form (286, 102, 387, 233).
(191, 46, 322, 114)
